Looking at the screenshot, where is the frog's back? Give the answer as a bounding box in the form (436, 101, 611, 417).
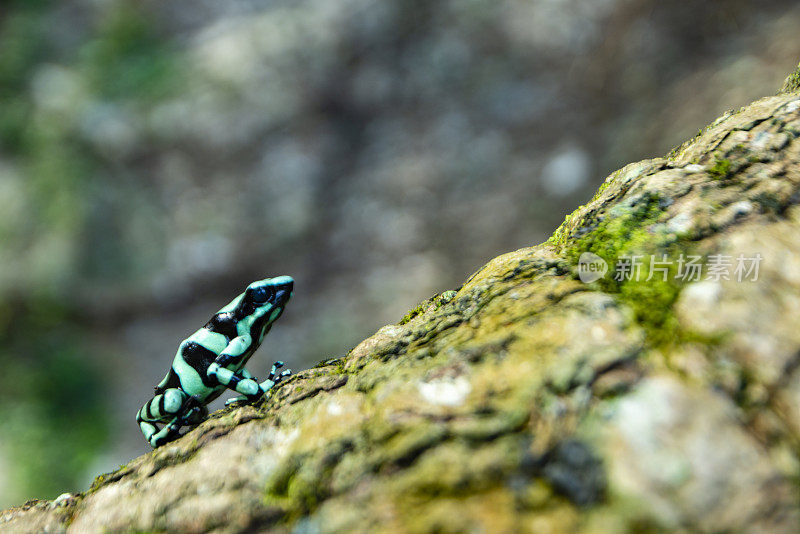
(155, 310, 244, 395)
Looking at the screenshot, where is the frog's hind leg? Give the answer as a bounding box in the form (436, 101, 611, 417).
(136, 388, 188, 448)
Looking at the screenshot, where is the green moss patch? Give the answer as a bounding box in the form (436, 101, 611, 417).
(780, 62, 800, 94)
(708, 157, 732, 180)
(558, 192, 692, 347)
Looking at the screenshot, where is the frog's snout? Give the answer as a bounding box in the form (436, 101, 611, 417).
(274, 277, 293, 304)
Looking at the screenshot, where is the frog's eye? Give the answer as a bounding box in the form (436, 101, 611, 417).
(251, 286, 274, 304)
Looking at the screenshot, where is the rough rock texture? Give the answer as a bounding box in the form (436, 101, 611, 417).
(5, 3, 800, 501)
(4, 90, 800, 533)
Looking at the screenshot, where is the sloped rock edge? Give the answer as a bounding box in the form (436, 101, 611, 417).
(4, 92, 800, 533)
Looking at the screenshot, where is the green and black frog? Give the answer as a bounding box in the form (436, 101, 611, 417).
(136, 276, 294, 447)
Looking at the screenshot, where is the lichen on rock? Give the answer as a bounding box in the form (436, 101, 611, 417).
(4, 83, 800, 534)
(780, 61, 800, 94)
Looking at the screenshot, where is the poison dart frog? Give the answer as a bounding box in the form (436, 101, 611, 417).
(137, 276, 294, 447)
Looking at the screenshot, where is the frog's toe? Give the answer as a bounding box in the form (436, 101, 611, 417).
(266, 365, 277, 380)
(225, 395, 248, 407)
(267, 362, 290, 381)
(276, 369, 292, 383)
(149, 421, 181, 448)
(183, 405, 208, 426)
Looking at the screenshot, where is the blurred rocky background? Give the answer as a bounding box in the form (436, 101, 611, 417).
(0, 0, 798, 507)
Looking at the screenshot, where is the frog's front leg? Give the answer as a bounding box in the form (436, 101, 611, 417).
(258, 360, 293, 393)
(207, 335, 265, 400)
(225, 361, 292, 406)
(223, 367, 256, 407)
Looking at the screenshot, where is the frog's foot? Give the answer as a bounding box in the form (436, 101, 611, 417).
(146, 397, 207, 447)
(177, 394, 208, 426)
(259, 361, 292, 394)
(224, 388, 264, 407)
(225, 395, 248, 407)
(149, 417, 183, 448)
(225, 370, 258, 406)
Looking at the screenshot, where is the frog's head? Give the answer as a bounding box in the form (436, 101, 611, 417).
(237, 276, 294, 334)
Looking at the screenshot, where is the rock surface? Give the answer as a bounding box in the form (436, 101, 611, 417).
(4, 3, 800, 500)
(4, 87, 800, 533)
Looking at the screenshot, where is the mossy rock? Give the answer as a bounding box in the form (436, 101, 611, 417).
(780, 61, 800, 94)
(5, 82, 800, 534)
